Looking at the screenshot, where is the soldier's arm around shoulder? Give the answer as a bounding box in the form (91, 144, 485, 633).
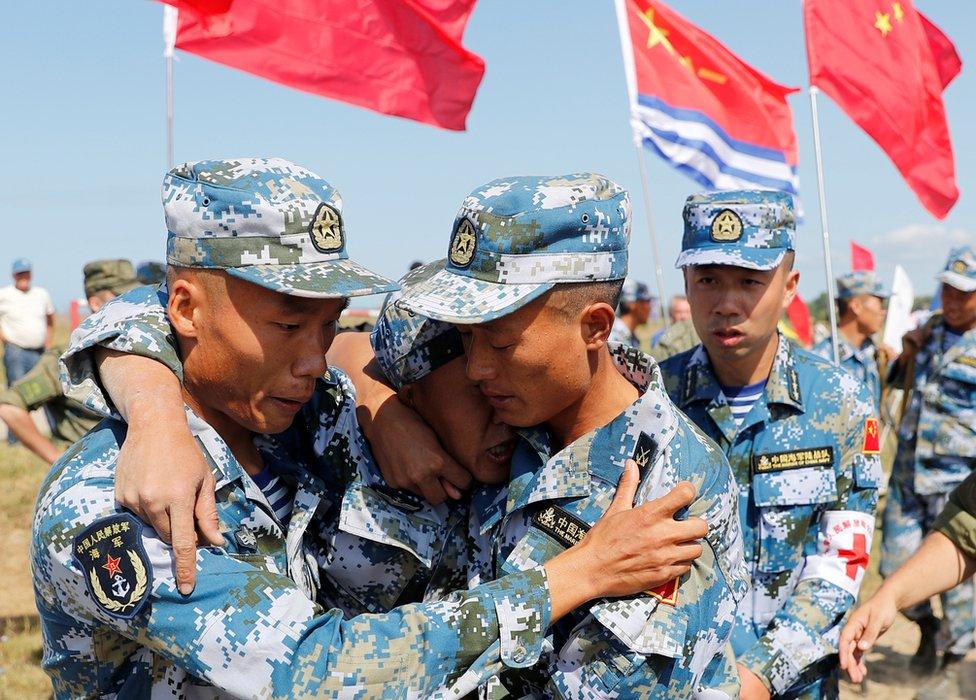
(32, 442, 555, 698)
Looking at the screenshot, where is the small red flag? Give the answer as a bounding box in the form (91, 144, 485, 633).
(805, 0, 959, 219)
(850, 242, 875, 271)
(161, 0, 485, 131)
(786, 294, 813, 348)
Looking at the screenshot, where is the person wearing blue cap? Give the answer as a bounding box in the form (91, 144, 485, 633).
(858, 245, 976, 697)
(37, 160, 697, 698)
(657, 190, 883, 699)
(0, 257, 54, 391)
(386, 173, 747, 698)
(811, 270, 892, 408)
(609, 278, 654, 349)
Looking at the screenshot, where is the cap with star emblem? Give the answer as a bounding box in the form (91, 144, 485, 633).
(936, 245, 976, 293)
(398, 173, 631, 324)
(675, 189, 795, 271)
(836, 270, 888, 300)
(163, 157, 397, 298)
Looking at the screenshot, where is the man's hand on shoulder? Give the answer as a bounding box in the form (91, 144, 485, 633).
(116, 414, 223, 595)
(545, 462, 707, 618)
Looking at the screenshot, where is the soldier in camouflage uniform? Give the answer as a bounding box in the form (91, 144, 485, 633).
(811, 271, 890, 409)
(877, 245, 976, 691)
(609, 277, 652, 349)
(41, 158, 695, 698)
(391, 173, 748, 698)
(657, 190, 883, 699)
(35, 158, 682, 699)
(0, 259, 138, 463)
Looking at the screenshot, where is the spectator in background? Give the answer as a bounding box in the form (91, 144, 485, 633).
(651, 294, 692, 346)
(812, 271, 892, 409)
(0, 259, 140, 463)
(0, 258, 54, 386)
(609, 278, 653, 348)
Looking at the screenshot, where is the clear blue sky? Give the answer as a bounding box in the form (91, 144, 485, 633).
(1, 1, 973, 309)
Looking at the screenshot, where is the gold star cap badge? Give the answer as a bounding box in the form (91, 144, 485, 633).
(710, 209, 743, 242)
(449, 218, 477, 268)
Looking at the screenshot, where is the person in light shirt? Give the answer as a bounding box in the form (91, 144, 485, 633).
(0, 258, 55, 386)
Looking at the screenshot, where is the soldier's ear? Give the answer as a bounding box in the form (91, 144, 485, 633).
(581, 302, 616, 348)
(168, 275, 204, 339)
(397, 383, 416, 408)
(781, 267, 800, 311)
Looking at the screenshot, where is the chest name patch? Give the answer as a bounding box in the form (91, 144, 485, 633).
(753, 446, 834, 474)
(532, 505, 590, 549)
(73, 513, 153, 620)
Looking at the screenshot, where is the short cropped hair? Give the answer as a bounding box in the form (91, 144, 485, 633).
(551, 279, 625, 317)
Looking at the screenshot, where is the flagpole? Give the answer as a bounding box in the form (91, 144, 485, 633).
(808, 86, 840, 364)
(163, 5, 178, 169)
(613, 0, 669, 328)
(634, 147, 670, 328)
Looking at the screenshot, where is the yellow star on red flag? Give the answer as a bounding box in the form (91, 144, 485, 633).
(874, 10, 893, 36)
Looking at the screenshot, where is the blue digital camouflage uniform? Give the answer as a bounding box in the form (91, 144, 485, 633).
(399, 174, 748, 698)
(880, 246, 976, 656)
(811, 271, 890, 408)
(463, 344, 748, 699)
(35, 158, 553, 698)
(660, 190, 883, 699)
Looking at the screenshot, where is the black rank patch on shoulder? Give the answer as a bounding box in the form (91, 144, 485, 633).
(73, 513, 153, 620)
(532, 505, 590, 549)
(752, 446, 834, 474)
(632, 432, 656, 480)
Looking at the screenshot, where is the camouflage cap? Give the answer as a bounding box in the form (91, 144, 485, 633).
(836, 270, 888, 299)
(675, 190, 795, 271)
(619, 278, 653, 305)
(164, 158, 397, 298)
(370, 260, 464, 390)
(83, 259, 141, 298)
(937, 245, 976, 293)
(399, 173, 630, 324)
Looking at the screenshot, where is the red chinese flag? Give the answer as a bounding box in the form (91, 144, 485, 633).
(162, 0, 485, 131)
(805, 0, 959, 219)
(850, 241, 875, 271)
(786, 294, 812, 348)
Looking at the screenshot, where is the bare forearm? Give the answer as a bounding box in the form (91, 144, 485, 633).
(882, 531, 976, 610)
(0, 404, 61, 464)
(45, 315, 55, 348)
(325, 332, 394, 434)
(94, 348, 186, 426)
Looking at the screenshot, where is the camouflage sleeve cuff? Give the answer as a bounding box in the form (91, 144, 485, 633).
(486, 566, 551, 669)
(934, 501, 976, 561)
(735, 647, 784, 695)
(0, 387, 28, 410)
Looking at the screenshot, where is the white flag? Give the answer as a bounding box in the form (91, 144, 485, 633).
(883, 265, 915, 354)
(163, 5, 178, 58)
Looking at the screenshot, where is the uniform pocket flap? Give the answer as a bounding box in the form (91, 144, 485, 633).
(752, 466, 838, 507)
(590, 597, 688, 658)
(338, 482, 441, 568)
